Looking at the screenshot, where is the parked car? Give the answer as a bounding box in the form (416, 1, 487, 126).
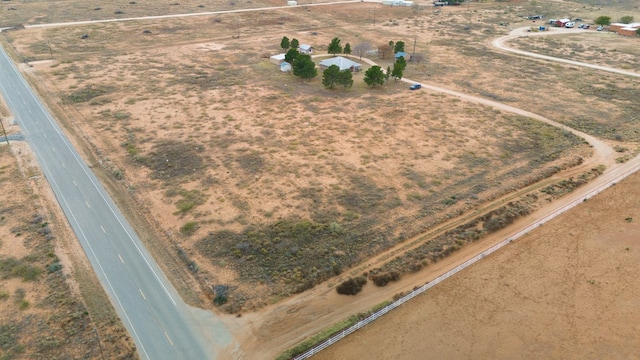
(582, 24, 590, 29)
(597, 26, 603, 31)
(565, 22, 575, 28)
(409, 84, 422, 90)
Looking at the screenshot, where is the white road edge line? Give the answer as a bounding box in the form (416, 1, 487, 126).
(164, 331, 174, 347)
(40, 161, 152, 360)
(3, 56, 179, 306)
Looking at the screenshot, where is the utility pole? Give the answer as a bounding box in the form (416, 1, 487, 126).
(412, 36, 416, 60)
(0, 116, 9, 146)
(47, 40, 53, 59)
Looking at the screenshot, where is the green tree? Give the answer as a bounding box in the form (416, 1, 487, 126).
(394, 41, 405, 53)
(328, 37, 342, 55)
(386, 66, 391, 82)
(620, 15, 634, 24)
(594, 16, 611, 26)
(280, 36, 290, 51)
(364, 66, 385, 87)
(343, 43, 352, 55)
(322, 65, 341, 89)
(337, 69, 353, 88)
(290, 38, 300, 50)
(391, 56, 406, 80)
(284, 48, 299, 64)
(292, 54, 317, 79)
(637, 28, 640, 36)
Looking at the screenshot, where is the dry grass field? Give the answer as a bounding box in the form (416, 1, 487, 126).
(0, 0, 639, 358)
(3, 1, 603, 311)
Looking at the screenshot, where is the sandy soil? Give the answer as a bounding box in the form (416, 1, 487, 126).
(315, 170, 640, 359)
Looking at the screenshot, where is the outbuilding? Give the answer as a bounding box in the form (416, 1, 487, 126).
(555, 18, 571, 27)
(280, 62, 292, 72)
(395, 51, 408, 61)
(298, 44, 313, 54)
(270, 53, 286, 65)
(382, 0, 414, 6)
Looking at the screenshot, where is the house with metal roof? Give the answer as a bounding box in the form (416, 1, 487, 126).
(318, 56, 362, 72)
(395, 51, 408, 61)
(609, 22, 640, 36)
(298, 44, 313, 54)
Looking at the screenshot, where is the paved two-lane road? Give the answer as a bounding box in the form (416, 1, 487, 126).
(0, 46, 232, 359)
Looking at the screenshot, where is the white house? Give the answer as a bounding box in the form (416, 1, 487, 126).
(298, 44, 313, 54)
(318, 56, 362, 72)
(382, 0, 413, 6)
(270, 53, 286, 65)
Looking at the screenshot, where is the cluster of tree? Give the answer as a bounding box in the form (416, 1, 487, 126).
(377, 40, 405, 59)
(322, 65, 353, 89)
(281, 36, 317, 79)
(327, 37, 352, 56)
(277, 36, 422, 88)
(362, 58, 406, 87)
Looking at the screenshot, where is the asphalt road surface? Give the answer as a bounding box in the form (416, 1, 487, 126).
(0, 46, 231, 359)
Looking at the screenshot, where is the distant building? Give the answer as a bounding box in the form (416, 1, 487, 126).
(383, 0, 413, 6)
(609, 22, 640, 36)
(318, 56, 362, 72)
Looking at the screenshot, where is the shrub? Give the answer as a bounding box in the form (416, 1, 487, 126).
(371, 272, 400, 287)
(47, 262, 62, 273)
(180, 221, 199, 236)
(336, 276, 367, 295)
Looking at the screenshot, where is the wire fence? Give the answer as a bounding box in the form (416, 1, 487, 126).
(293, 162, 640, 360)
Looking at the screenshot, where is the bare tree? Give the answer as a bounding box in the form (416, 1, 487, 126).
(411, 53, 426, 65)
(353, 41, 372, 59)
(377, 43, 393, 59)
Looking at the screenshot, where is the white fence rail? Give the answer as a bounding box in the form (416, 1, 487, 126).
(292, 162, 640, 360)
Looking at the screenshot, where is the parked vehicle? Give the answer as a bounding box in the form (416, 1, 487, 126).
(409, 84, 422, 90)
(565, 22, 575, 28)
(597, 26, 603, 31)
(582, 24, 590, 29)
